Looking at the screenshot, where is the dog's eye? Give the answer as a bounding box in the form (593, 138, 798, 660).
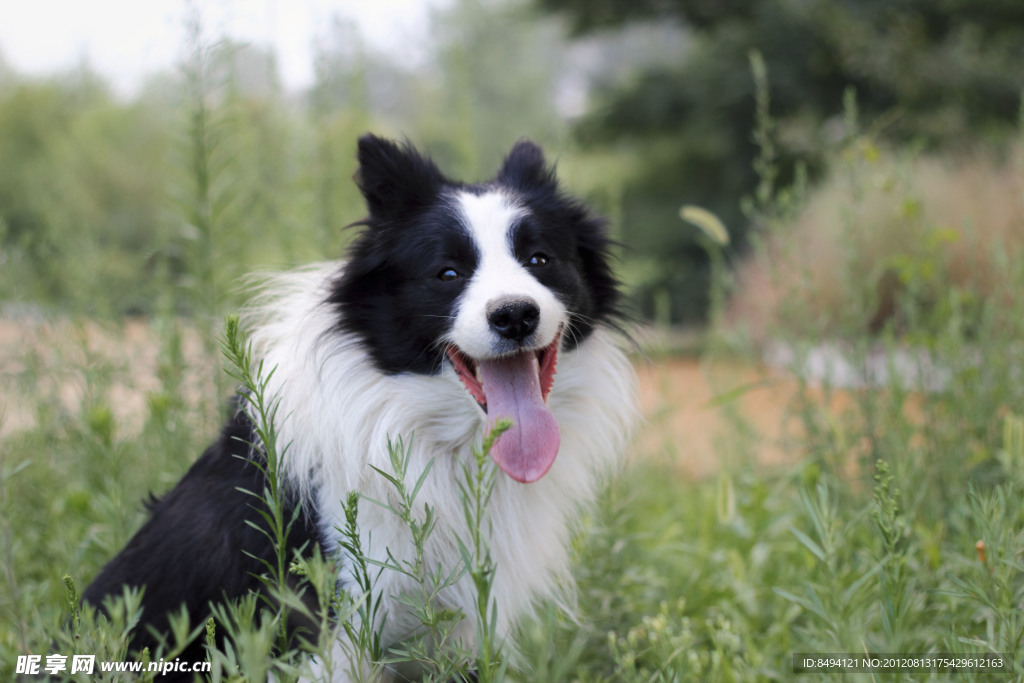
(438, 268, 461, 282)
(527, 253, 550, 267)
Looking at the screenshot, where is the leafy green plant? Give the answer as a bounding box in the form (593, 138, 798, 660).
(333, 491, 386, 677)
(456, 419, 511, 682)
(362, 437, 468, 679)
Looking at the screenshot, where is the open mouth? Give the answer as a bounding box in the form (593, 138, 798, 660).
(445, 332, 561, 483)
(446, 333, 560, 411)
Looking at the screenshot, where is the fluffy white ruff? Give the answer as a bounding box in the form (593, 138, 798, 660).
(244, 262, 637, 676)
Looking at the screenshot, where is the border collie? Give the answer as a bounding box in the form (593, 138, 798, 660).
(83, 134, 637, 680)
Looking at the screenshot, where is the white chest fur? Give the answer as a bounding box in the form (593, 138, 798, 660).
(245, 263, 638, 675)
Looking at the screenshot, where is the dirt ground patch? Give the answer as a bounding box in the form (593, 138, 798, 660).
(635, 357, 789, 477)
(2, 318, 822, 477)
(0, 317, 217, 438)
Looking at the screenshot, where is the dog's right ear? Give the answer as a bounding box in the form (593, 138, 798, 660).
(355, 134, 446, 220)
(496, 139, 557, 192)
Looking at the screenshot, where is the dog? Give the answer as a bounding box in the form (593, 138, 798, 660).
(83, 134, 637, 680)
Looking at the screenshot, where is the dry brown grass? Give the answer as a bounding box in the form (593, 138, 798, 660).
(728, 142, 1024, 344)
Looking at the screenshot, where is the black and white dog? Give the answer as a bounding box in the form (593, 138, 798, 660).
(84, 135, 637, 679)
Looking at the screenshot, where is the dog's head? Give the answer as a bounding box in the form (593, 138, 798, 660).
(331, 134, 621, 482)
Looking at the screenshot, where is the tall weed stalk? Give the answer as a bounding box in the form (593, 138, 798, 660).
(218, 316, 299, 654)
(457, 419, 511, 682)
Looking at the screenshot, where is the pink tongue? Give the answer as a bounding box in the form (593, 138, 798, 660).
(478, 352, 560, 483)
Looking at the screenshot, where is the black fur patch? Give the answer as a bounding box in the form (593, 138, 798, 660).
(330, 134, 622, 375)
(82, 411, 321, 677)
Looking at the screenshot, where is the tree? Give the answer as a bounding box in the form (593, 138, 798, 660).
(537, 0, 1024, 323)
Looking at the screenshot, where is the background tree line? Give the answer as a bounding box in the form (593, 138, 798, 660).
(1, 0, 1021, 323)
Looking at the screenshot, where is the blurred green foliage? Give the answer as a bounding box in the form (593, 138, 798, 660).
(0, 75, 170, 315)
(0, 0, 582, 319)
(2, 0, 1023, 325)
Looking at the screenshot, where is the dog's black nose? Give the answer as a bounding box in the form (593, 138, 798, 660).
(487, 297, 540, 342)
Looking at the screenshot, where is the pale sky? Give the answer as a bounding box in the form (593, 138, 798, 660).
(0, 0, 440, 95)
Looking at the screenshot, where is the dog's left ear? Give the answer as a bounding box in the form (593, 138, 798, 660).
(496, 139, 557, 192)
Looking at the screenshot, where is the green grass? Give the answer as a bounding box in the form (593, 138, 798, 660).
(4, 310, 1024, 680)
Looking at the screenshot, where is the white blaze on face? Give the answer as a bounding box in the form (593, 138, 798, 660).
(447, 190, 568, 483)
(449, 191, 567, 358)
